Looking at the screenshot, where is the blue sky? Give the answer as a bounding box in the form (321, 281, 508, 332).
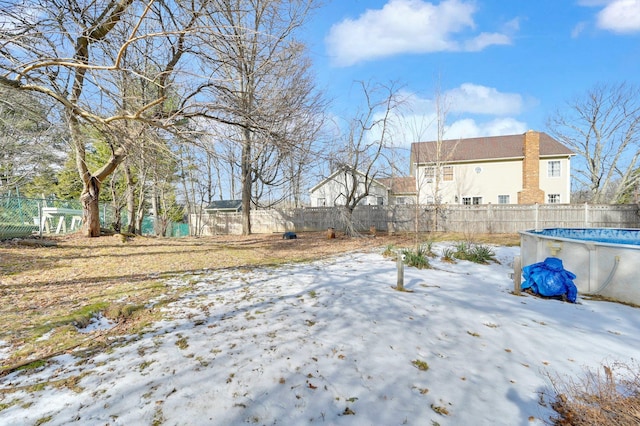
(300, 0, 640, 145)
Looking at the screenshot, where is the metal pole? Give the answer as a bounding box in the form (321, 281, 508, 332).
(38, 200, 43, 238)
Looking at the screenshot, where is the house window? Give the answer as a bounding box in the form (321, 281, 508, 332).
(317, 198, 325, 207)
(548, 161, 561, 178)
(443, 166, 453, 181)
(463, 196, 482, 205)
(377, 197, 384, 205)
(424, 166, 435, 183)
(396, 197, 406, 205)
(548, 194, 561, 204)
(498, 195, 510, 204)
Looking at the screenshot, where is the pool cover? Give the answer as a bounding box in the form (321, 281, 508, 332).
(522, 257, 578, 303)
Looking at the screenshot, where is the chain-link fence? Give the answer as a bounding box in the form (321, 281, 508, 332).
(0, 196, 43, 238)
(0, 195, 189, 239)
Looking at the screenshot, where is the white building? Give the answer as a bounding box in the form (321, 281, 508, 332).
(309, 131, 573, 207)
(410, 130, 574, 205)
(309, 168, 385, 207)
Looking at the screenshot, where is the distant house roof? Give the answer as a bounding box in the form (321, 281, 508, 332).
(411, 132, 574, 164)
(377, 177, 416, 195)
(205, 200, 242, 212)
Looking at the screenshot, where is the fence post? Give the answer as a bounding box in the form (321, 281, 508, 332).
(584, 202, 589, 228)
(396, 251, 404, 291)
(513, 255, 522, 295)
(487, 203, 493, 233)
(38, 200, 43, 238)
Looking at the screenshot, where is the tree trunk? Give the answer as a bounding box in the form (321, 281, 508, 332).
(80, 177, 102, 237)
(136, 210, 144, 235)
(241, 131, 252, 236)
(109, 175, 122, 233)
(342, 206, 357, 236)
(151, 183, 160, 236)
(124, 165, 136, 234)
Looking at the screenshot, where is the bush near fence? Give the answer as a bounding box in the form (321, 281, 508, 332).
(191, 203, 640, 236)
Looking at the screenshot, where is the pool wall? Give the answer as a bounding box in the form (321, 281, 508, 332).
(520, 228, 640, 305)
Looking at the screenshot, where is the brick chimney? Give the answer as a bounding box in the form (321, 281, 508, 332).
(517, 130, 545, 204)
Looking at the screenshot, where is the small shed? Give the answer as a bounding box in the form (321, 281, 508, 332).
(205, 200, 242, 213)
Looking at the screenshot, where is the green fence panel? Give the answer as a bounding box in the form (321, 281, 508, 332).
(0, 196, 42, 238)
(1, 195, 187, 239)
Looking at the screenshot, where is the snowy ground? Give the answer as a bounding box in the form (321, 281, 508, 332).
(1, 244, 639, 425)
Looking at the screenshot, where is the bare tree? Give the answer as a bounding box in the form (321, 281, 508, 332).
(547, 82, 640, 204)
(0, 87, 66, 195)
(0, 0, 213, 236)
(194, 0, 323, 235)
(329, 81, 401, 236)
(400, 84, 460, 241)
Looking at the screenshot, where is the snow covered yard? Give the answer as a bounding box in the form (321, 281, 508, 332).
(1, 244, 639, 425)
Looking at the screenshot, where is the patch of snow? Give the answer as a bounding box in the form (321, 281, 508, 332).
(76, 313, 116, 333)
(0, 340, 10, 361)
(36, 330, 55, 342)
(1, 245, 639, 426)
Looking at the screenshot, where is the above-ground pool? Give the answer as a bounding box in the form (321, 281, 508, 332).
(520, 228, 640, 305)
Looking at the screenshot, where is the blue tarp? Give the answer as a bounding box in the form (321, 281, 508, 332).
(522, 257, 578, 303)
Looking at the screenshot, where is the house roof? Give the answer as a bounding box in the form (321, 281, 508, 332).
(411, 132, 574, 164)
(377, 177, 416, 194)
(205, 200, 242, 211)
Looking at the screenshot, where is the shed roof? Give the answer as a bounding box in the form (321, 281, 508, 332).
(377, 177, 416, 194)
(205, 200, 242, 212)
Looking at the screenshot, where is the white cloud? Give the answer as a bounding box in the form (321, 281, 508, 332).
(463, 32, 512, 51)
(325, 0, 513, 67)
(443, 117, 526, 139)
(596, 0, 640, 33)
(571, 21, 588, 38)
(389, 85, 528, 146)
(446, 83, 524, 115)
(577, 0, 612, 5)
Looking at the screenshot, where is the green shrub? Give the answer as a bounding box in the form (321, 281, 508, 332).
(467, 245, 495, 264)
(402, 247, 430, 269)
(422, 240, 437, 257)
(453, 243, 495, 264)
(382, 244, 396, 258)
(441, 247, 456, 262)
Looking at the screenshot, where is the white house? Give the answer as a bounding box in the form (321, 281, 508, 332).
(308, 168, 415, 207)
(410, 130, 574, 205)
(309, 131, 573, 207)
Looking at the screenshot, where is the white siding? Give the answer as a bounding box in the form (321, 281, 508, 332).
(539, 157, 572, 203)
(309, 171, 389, 207)
(415, 157, 571, 204)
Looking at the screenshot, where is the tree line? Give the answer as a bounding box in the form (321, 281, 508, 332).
(1, 1, 639, 238)
(0, 0, 329, 236)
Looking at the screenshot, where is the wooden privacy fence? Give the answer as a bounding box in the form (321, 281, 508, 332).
(190, 203, 640, 236)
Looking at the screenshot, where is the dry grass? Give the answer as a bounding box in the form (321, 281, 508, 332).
(0, 231, 519, 375)
(545, 361, 640, 425)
